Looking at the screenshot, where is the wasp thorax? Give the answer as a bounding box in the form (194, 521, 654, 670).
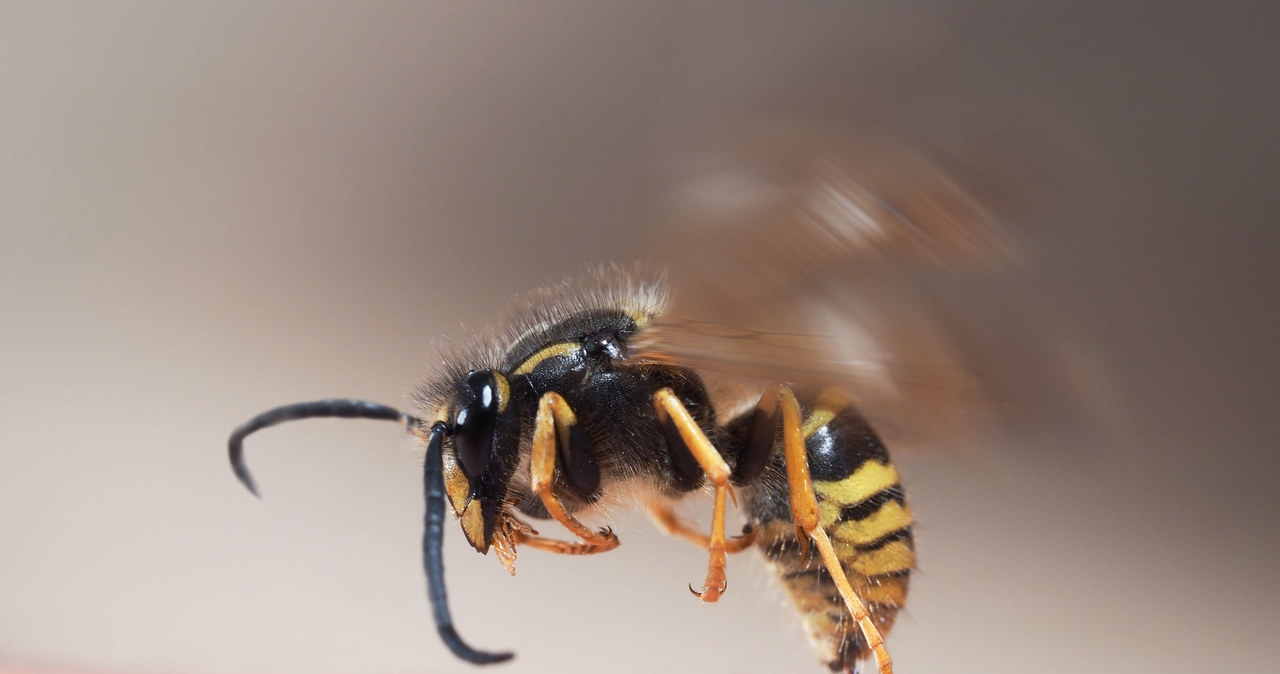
(454, 369, 499, 482)
(582, 323, 634, 362)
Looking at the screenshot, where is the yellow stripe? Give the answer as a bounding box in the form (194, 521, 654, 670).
(785, 574, 907, 612)
(493, 371, 510, 411)
(813, 461, 899, 506)
(850, 540, 916, 576)
(831, 537, 857, 561)
(753, 520, 794, 543)
(817, 500, 843, 529)
(858, 576, 908, 607)
(801, 387, 853, 438)
(831, 501, 913, 545)
(792, 590, 841, 615)
(512, 342, 580, 375)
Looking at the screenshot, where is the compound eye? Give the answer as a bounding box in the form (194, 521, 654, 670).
(454, 370, 498, 480)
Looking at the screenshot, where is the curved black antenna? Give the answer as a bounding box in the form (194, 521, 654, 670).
(227, 400, 511, 664)
(423, 421, 515, 664)
(227, 399, 408, 497)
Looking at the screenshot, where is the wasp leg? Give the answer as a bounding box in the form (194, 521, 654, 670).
(653, 388, 738, 602)
(646, 503, 756, 553)
(509, 528, 618, 555)
(776, 385, 893, 674)
(530, 392, 620, 553)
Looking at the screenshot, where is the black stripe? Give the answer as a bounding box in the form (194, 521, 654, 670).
(782, 567, 912, 585)
(854, 528, 914, 553)
(833, 485, 905, 522)
(836, 632, 866, 665)
(805, 409, 890, 482)
(824, 611, 850, 626)
(763, 527, 914, 560)
(761, 537, 802, 562)
(781, 566, 832, 582)
(820, 593, 847, 608)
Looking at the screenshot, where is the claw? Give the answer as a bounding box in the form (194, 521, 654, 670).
(697, 584, 724, 602)
(796, 525, 812, 565)
(695, 563, 728, 603)
(689, 580, 726, 601)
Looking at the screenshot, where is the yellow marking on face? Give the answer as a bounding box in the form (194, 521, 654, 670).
(802, 387, 853, 438)
(814, 461, 900, 506)
(831, 501, 914, 546)
(439, 439, 471, 516)
(492, 371, 510, 411)
(850, 540, 915, 576)
(460, 501, 487, 553)
(512, 341, 580, 375)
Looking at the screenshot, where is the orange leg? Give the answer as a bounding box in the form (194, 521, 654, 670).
(777, 385, 892, 674)
(647, 503, 756, 553)
(653, 388, 737, 602)
(489, 509, 616, 576)
(530, 392, 619, 553)
(510, 528, 618, 555)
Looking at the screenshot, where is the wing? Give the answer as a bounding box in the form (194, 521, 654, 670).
(635, 133, 1107, 451)
(631, 317, 996, 451)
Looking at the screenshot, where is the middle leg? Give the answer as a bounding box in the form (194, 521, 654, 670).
(652, 387, 737, 602)
(647, 502, 756, 553)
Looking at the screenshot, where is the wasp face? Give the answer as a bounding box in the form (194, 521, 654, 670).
(444, 369, 522, 553)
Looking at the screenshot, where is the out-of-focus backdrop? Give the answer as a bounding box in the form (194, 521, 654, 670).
(2, 3, 1277, 674)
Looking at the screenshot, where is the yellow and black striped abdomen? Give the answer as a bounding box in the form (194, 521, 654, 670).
(744, 388, 914, 672)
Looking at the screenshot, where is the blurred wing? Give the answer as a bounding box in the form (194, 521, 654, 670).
(653, 136, 1014, 320)
(631, 317, 995, 450)
(638, 134, 1107, 451)
(632, 318, 987, 399)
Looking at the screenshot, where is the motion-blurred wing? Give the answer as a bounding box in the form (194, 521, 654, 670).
(631, 316, 993, 450)
(637, 135, 1105, 451)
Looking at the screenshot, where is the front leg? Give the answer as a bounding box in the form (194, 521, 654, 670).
(529, 391, 620, 553)
(652, 388, 738, 602)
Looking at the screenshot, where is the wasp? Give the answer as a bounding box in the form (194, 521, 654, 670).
(229, 140, 1017, 673)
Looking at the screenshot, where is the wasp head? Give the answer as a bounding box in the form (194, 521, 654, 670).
(438, 369, 523, 554)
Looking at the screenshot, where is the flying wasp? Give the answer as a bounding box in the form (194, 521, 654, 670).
(228, 139, 1021, 673)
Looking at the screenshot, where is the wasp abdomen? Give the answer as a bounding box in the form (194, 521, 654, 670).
(738, 388, 914, 672)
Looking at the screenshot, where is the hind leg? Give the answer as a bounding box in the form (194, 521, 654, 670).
(773, 385, 893, 674)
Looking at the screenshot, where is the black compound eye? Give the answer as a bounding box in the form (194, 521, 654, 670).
(454, 370, 498, 480)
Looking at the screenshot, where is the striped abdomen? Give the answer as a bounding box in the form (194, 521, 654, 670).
(741, 388, 915, 672)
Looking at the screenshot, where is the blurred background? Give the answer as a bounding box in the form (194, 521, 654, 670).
(2, 3, 1277, 673)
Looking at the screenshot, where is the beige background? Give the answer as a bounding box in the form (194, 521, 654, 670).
(2, 3, 1277, 674)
